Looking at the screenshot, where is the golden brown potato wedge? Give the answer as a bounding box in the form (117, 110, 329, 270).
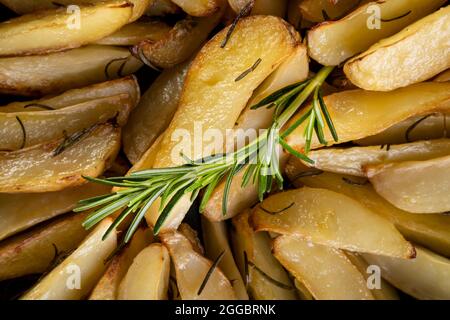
(0, 1, 133, 57)
(123, 61, 190, 164)
(285, 82, 450, 152)
(366, 155, 450, 214)
(273, 235, 374, 300)
(0, 45, 143, 97)
(306, 139, 450, 177)
(0, 213, 89, 281)
(160, 231, 237, 300)
(434, 69, 450, 82)
(118, 243, 171, 300)
(171, 0, 221, 16)
(0, 183, 110, 241)
(345, 6, 450, 91)
(228, 0, 287, 17)
(363, 246, 450, 300)
(0, 124, 120, 193)
(355, 113, 448, 146)
(145, 16, 299, 232)
(286, 171, 450, 257)
(146, 0, 181, 16)
(231, 211, 297, 300)
(89, 228, 153, 300)
(21, 218, 117, 300)
(307, 0, 446, 66)
(95, 20, 171, 46)
(178, 223, 204, 255)
(0, 76, 140, 113)
(201, 217, 249, 299)
(299, 0, 366, 23)
(132, 12, 223, 69)
(252, 187, 415, 258)
(0, 94, 133, 151)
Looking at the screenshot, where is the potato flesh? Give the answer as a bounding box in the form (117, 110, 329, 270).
(89, 228, 153, 300)
(231, 210, 297, 300)
(344, 6, 450, 91)
(118, 243, 171, 300)
(21, 218, 117, 300)
(160, 231, 236, 300)
(201, 217, 249, 299)
(0, 94, 133, 151)
(0, 76, 140, 113)
(0, 213, 89, 281)
(273, 235, 374, 300)
(355, 113, 448, 146)
(0, 124, 121, 193)
(171, 0, 220, 16)
(299, 0, 365, 22)
(0, 183, 110, 241)
(285, 82, 450, 152)
(95, 21, 171, 46)
(123, 62, 190, 164)
(289, 170, 450, 257)
(307, 139, 450, 177)
(0, 2, 133, 57)
(366, 155, 450, 214)
(307, 0, 446, 66)
(363, 246, 450, 300)
(252, 187, 415, 258)
(0, 45, 143, 97)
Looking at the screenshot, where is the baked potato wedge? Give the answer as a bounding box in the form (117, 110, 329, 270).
(366, 155, 450, 214)
(231, 210, 297, 300)
(0, 1, 134, 57)
(0, 183, 110, 241)
(285, 82, 450, 152)
(307, 0, 446, 66)
(287, 171, 450, 257)
(251, 188, 416, 258)
(160, 231, 236, 300)
(273, 235, 374, 300)
(0, 124, 121, 193)
(178, 223, 204, 255)
(171, 0, 221, 17)
(21, 218, 117, 300)
(117, 243, 171, 300)
(434, 69, 450, 82)
(299, 0, 365, 23)
(0, 213, 89, 281)
(0, 45, 143, 97)
(89, 228, 153, 300)
(305, 139, 450, 177)
(123, 61, 190, 164)
(344, 6, 450, 91)
(363, 246, 450, 300)
(228, 0, 287, 17)
(146, 0, 181, 16)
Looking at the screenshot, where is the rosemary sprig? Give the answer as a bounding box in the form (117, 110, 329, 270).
(74, 66, 337, 244)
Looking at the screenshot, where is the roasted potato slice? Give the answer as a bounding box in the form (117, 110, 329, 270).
(89, 228, 153, 300)
(146, 0, 181, 16)
(132, 12, 223, 69)
(0, 45, 143, 97)
(145, 16, 299, 232)
(123, 61, 190, 164)
(178, 223, 204, 255)
(363, 246, 450, 300)
(252, 187, 415, 258)
(0, 1, 134, 57)
(306, 139, 450, 177)
(0, 124, 120, 193)
(201, 217, 249, 299)
(273, 235, 374, 300)
(117, 243, 171, 300)
(171, 0, 221, 17)
(285, 82, 450, 152)
(0, 213, 89, 281)
(228, 0, 287, 17)
(160, 231, 236, 300)
(307, 0, 446, 66)
(95, 20, 171, 46)
(366, 155, 450, 214)
(345, 6, 450, 91)
(21, 218, 117, 300)
(434, 69, 450, 82)
(231, 210, 297, 300)
(299, 0, 366, 23)
(0, 183, 110, 241)
(355, 113, 448, 146)
(0, 76, 140, 113)
(286, 171, 450, 257)
(0, 94, 133, 151)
